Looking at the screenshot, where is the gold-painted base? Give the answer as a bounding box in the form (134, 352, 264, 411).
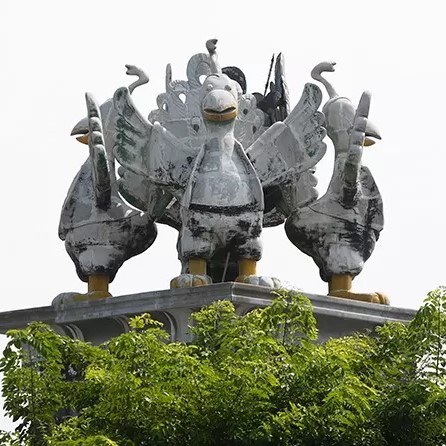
(328, 274, 389, 305)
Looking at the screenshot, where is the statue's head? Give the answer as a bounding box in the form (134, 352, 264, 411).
(200, 73, 242, 123)
(324, 97, 381, 154)
(199, 38, 242, 124)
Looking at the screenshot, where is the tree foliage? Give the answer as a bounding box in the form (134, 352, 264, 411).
(0, 288, 445, 445)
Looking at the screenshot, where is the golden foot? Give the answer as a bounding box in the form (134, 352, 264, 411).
(329, 290, 389, 305)
(170, 274, 212, 289)
(73, 290, 112, 302)
(235, 275, 282, 289)
(375, 292, 390, 305)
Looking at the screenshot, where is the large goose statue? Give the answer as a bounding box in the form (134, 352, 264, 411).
(285, 62, 388, 304)
(113, 40, 326, 289)
(59, 68, 157, 299)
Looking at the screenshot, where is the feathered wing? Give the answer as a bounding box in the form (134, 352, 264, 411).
(85, 93, 111, 210)
(274, 53, 290, 121)
(234, 93, 265, 147)
(113, 87, 152, 176)
(246, 82, 326, 187)
(113, 87, 195, 194)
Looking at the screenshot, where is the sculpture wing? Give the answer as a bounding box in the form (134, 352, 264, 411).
(234, 93, 265, 148)
(113, 87, 153, 177)
(85, 93, 112, 210)
(342, 91, 383, 232)
(274, 52, 290, 121)
(246, 83, 326, 187)
(342, 90, 370, 206)
(113, 87, 195, 193)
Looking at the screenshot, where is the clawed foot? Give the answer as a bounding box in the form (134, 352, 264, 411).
(170, 274, 212, 288)
(329, 290, 389, 305)
(74, 290, 112, 301)
(52, 291, 111, 309)
(236, 275, 282, 289)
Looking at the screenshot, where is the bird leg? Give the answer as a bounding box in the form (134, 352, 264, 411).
(88, 274, 110, 294)
(328, 274, 389, 305)
(170, 258, 212, 288)
(71, 274, 112, 302)
(236, 258, 257, 280)
(86, 274, 112, 299)
(189, 258, 207, 275)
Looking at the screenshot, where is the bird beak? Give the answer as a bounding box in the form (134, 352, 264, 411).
(76, 134, 89, 144)
(364, 119, 381, 147)
(202, 90, 238, 122)
(71, 117, 89, 145)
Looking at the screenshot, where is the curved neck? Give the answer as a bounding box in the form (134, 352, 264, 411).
(313, 73, 337, 99)
(204, 119, 235, 140)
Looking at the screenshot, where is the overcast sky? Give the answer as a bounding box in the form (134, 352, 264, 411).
(1, 0, 446, 430)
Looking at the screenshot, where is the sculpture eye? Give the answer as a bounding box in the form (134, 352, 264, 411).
(224, 85, 232, 91)
(207, 84, 214, 91)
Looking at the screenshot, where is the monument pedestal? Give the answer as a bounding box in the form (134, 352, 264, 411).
(0, 283, 415, 344)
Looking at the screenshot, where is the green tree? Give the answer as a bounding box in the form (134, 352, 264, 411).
(1, 288, 445, 445)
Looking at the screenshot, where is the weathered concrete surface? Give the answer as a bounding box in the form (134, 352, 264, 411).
(0, 284, 416, 345)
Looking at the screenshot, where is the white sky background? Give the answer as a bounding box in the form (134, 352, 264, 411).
(1, 0, 446, 430)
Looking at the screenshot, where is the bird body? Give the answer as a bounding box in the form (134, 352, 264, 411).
(285, 69, 388, 303)
(59, 70, 156, 296)
(113, 40, 326, 288)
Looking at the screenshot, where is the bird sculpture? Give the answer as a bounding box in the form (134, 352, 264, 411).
(59, 68, 157, 299)
(113, 39, 326, 289)
(285, 62, 388, 304)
